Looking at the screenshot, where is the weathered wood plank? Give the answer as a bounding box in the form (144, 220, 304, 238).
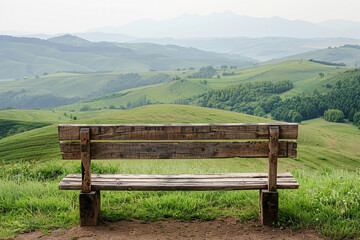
(80, 128, 91, 193)
(59, 181, 299, 191)
(59, 173, 299, 191)
(268, 126, 279, 191)
(61, 177, 298, 183)
(58, 123, 298, 140)
(60, 141, 297, 160)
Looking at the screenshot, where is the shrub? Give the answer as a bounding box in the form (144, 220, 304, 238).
(80, 105, 90, 111)
(353, 112, 360, 126)
(324, 109, 345, 123)
(292, 112, 303, 123)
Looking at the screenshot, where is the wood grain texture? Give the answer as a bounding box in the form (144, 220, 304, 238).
(58, 123, 298, 140)
(79, 191, 100, 226)
(59, 173, 299, 191)
(80, 128, 91, 193)
(268, 126, 279, 192)
(260, 190, 279, 226)
(60, 141, 297, 160)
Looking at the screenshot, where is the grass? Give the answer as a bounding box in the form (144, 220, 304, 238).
(0, 105, 359, 239)
(0, 119, 50, 139)
(0, 109, 117, 123)
(58, 79, 209, 111)
(0, 160, 358, 239)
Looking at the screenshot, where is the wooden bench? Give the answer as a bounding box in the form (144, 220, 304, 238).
(58, 123, 299, 226)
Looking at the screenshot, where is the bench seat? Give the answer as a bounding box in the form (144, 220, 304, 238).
(59, 172, 299, 191)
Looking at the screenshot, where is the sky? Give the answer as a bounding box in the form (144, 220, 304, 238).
(0, 0, 359, 34)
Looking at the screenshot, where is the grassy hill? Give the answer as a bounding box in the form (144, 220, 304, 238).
(1, 105, 359, 169)
(0, 109, 116, 122)
(276, 45, 360, 67)
(0, 71, 187, 108)
(0, 59, 346, 109)
(57, 79, 209, 111)
(55, 60, 346, 111)
(0, 35, 253, 80)
(0, 105, 359, 239)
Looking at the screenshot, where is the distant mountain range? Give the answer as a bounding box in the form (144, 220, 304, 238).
(0, 35, 252, 79)
(90, 12, 360, 39)
(127, 37, 360, 61)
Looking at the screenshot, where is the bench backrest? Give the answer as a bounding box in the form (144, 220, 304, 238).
(59, 123, 298, 192)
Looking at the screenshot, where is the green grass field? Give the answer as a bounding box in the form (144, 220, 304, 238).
(0, 105, 359, 239)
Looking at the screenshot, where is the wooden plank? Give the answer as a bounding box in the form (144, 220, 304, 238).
(61, 177, 298, 183)
(59, 173, 299, 191)
(80, 128, 91, 193)
(59, 180, 299, 191)
(268, 126, 279, 191)
(287, 141, 297, 158)
(58, 123, 298, 140)
(60, 141, 297, 160)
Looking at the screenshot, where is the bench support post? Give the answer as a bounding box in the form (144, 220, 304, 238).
(259, 189, 278, 226)
(260, 126, 279, 225)
(79, 191, 101, 226)
(80, 128, 91, 193)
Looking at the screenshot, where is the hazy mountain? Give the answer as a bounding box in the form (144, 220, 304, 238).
(128, 37, 360, 61)
(90, 12, 360, 39)
(74, 32, 136, 42)
(0, 35, 253, 79)
(48, 34, 93, 46)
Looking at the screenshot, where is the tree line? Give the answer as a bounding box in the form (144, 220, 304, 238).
(271, 69, 360, 124)
(196, 80, 293, 116)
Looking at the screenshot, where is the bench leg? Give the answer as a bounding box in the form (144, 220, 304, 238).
(79, 191, 101, 226)
(259, 190, 278, 226)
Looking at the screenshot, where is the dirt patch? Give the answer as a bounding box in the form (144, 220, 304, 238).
(17, 219, 326, 240)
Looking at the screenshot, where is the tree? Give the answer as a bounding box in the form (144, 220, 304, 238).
(80, 105, 91, 111)
(292, 112, 303, 123)
(324, 109, 345, 123)
(353, 112, 360, 126)
(221, 65, 228, 70)
(254, 106, 265, 117)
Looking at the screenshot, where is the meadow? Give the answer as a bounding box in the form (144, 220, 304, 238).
(0, 105, 359, 239)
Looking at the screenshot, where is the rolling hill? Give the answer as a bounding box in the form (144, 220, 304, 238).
(0, 71, 178, 108)
(0, 34, 253, 80)
(276, 45, 360, 67)
(1, 104, 359, 170)
(56, 60, 346, 111)
(130, 36, 360, 62)
(0, 59, 343, 109)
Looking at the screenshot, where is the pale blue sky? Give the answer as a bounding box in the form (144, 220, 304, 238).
(0, 0, 359, 34)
